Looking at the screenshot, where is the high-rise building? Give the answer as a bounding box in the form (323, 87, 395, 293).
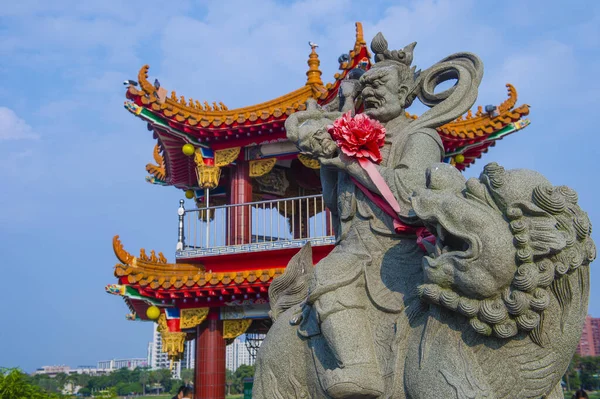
(576, 315, 600, 356)
(226, 337, 254, 372)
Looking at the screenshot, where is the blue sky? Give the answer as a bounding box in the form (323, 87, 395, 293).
(0, 0, 598, 372)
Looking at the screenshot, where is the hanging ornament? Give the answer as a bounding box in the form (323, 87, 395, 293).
(182, 144, 195, 156)
(454, 154, 465, 164)
(185, 189, 195, 199)
(146, 305, 160, 320)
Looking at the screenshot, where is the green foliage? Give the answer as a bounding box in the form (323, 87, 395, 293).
(563, 354, 600, 391)
(170, 379, 184, 394)
(231, 364, 255, 394)
(0, 368, 61, 399)
(181, 368, 194, 385)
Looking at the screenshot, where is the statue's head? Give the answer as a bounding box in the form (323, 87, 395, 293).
(359, 33, 419, 123)
(411, 162, 596, 342)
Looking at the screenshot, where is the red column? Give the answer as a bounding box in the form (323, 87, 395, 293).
(227, 161, 252, 245)
(194, 309, 226, 399)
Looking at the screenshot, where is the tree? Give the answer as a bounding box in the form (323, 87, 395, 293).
(226, 369, 235, 395)
(138, 368, 150, 395)
(181, 368, 194, 385)
(0, 368, 61, 399)
(233, 365, 255, 394)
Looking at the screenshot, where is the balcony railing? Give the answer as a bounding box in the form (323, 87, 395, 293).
(176, 194, 335, 258)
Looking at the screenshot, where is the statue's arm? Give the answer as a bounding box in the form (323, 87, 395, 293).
(339, 130, 443, 221)
(320, 167, 340, 238)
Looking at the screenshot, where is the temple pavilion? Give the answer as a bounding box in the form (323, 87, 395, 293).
(106, 22, 530, 399)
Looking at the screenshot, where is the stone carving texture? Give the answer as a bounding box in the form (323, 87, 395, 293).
(253, 31, 595, 399)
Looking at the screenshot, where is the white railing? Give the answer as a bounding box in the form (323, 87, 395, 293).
(176, 195, 334, 256)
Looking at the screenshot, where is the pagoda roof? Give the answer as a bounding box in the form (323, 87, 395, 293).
(112, 235, 283, 291)
(124, 22, 530, 188)
(125, 23, 370, 141)
(109, 236, 287, 319)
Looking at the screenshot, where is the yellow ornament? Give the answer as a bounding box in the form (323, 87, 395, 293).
(146, 306, 160, 320)
(185, 189, 194, 199)
(454, 154, 465, 164)
(182, 144, 195, 156)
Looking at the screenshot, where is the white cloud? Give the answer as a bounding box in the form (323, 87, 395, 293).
(0, 107, 39, 140)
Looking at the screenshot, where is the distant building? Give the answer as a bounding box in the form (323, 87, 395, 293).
(226, 337, 254, 371)
(34, 365, 71, 376)
(70, 366, 108, 376)
(97, 358, 147, 371)
(576, 315, 600, 356)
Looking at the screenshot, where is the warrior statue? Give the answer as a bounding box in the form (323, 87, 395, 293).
(253, 32, 595, 399)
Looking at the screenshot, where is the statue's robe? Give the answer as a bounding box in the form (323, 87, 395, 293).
(304, 118, 444, 317)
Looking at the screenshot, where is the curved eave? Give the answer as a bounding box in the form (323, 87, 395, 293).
(111, 236, 282, 292)
(127, 69, 317, 134)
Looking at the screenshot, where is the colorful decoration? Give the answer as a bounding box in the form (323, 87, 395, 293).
(328, 111, 386, 163)
(185, 189, 195, 199)
(194, 148, 221, 189)
(124, 101, 142, 115)
(157, 313, 186, 361)
(182, 143, 195, 156)
(105, 284, 126, 296)
(146, 305, 160, 320)
(454, 154, 465, 164)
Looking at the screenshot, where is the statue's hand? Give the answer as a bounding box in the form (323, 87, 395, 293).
(319, 152, 356, 171)
(286, 99, 342, 158)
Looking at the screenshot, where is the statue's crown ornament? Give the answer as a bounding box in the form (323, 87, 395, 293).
(371, 32, 416, 68)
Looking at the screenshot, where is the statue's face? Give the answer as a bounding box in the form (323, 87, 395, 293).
(360, 66, 406, 123)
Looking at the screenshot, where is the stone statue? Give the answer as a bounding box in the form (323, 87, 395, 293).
(253, 32, 595, 399)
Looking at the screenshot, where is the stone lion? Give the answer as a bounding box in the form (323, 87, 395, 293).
(254, 162, 595, 399)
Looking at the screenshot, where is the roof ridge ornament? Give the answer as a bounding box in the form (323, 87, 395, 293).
(306, 42, 323, 88)
(355, 22, 366, 48)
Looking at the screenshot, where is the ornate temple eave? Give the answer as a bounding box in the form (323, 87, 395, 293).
(127, 67, 316, 131)
(438, 84, 529, 140)
(124, 22, 372, 138)
(112, 235, 284, 292)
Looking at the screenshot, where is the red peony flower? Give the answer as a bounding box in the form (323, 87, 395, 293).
(328, 111, 386, 164)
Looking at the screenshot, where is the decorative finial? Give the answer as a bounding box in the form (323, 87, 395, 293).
(371, 32, 416, 67)
(306, 42, 323, 87)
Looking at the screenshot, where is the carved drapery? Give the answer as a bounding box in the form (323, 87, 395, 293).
(249, 158, 277, 177)
(223, 319, 253, 339)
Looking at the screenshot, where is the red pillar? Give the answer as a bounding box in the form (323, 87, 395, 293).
(194, 309, 226, 399)
(227, 161, 252, 245)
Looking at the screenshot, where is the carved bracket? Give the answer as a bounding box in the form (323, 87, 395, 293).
(250, 158, 277, 177)
(223, 319, 253, 339)
(215, 147, 241, 167)
(180, 308, 210, 329)
(298, 154, 320, 169)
